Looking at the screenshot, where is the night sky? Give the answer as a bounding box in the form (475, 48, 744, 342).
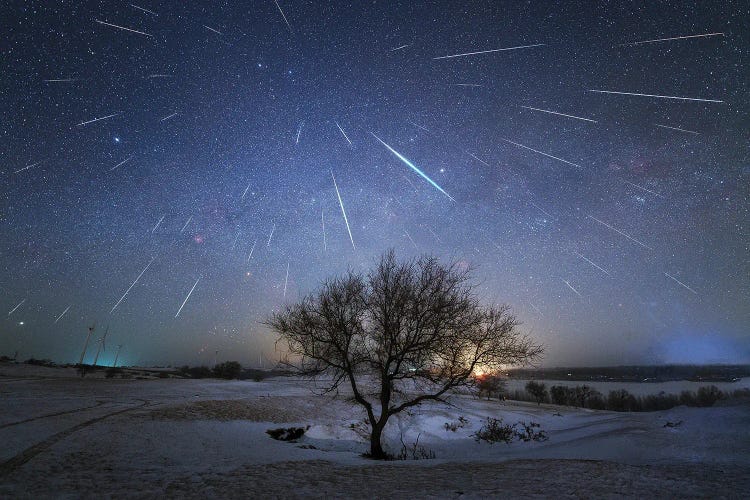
(2, 1, 748, 367)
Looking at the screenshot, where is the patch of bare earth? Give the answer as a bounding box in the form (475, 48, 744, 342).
(161, 459, 750, 499)
(144, 397, 347, 423)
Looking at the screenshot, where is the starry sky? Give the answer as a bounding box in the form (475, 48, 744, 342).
(2, 1, 748, 367)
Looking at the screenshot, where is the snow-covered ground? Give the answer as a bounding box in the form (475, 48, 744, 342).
(1, 362, 748, 498)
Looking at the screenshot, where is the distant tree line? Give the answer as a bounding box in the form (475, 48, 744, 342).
(507, 381, 750, 411)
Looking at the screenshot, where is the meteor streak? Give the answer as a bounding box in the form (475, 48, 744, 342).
(654, 124, 700, 135)
(664, 272, 698, 295)
(274, 0, 293, 33)
(408, 121, 430, 133)
(44, 78, 76, 82)
(621, 32, 724, 46)
(451, 83, 483, 87)
(180, 216, 192, 233)
(241, 182, 251, 199)
(53, 305, 72, 324)
(152, 215, 165, 233)
(520, 105, 598, 123)
(573, 251, 610, 276)
(335, 121, 352, 145)
(267, 224, 276, 247)
(321, 207, 327, 251)
(530, 202, 553, 218)
(247, 240, 257, 261)
(130, 4, 158, 15)
(587, 215, 653, 250)
(561, 279, 582, 297)
(283, 262, 289, 298)
(76, 112, 121, 127)
(160, 112, 178, 122)
(529, 303, 543, 316)
(231, 232, 240, 250)
(95, 19, 153, 37)
(587, 89, 723, 103)
(110, 156, 132, 171)
(110, 257, 155, 313)
(433, 43, 544, 60)
(14, 160, 44, 174)
(404, 230, 418, 249)
(8, 299, 25, 316)
(295, 121, 303, 144)
(501, 138, 583, 169)
(146, 74, 171, 79)
(371, 133, 455, 201)
(175, 278, 201, 318)
(331, 170, 356, 250)
(623, 180, 663, 197)
(203, 25, 222, 35)
(468, 153, 491, 167)
(391, 44, 411, 51)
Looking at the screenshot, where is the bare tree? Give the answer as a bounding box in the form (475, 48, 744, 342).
(268, 250, 543, 459)
(525, 380, 548, 405)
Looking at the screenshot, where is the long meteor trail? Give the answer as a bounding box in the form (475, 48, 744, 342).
(621, 32, 724, 46)
(501, 138, 583, 169)
(8, 299, 25, 316)
(321, 207, 327, 251)
(664, 272, 698, 295)
(95, 19, 153, 37)
(371, 133, 455, 201)
(175, 278, 201, 318)
(587, 90, 723, 103)
(110, 257, 155, 313)
(520, 105, 598, 123)
(77, 112, 121, 127)
(54, 305, 72, 324)
(335, 121, 352, 145)
(14, 160, 44, 174)
(573, 251, 610, 276)
(654, 124, 700, 135)
(623, 180, 663, 198)
(274, 0, 293, 33)
(433, 43, 544, 60)
(588, 215, 653, 250)
(561, 279, 582, 297)
(110, 156, 133, 171)
(331, 170, 356, 250)
(152, 215, 165, 233)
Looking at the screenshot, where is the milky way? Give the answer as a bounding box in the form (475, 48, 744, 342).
(2, 1, 747, 367)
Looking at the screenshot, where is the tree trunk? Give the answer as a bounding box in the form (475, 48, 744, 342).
(369, 421, 387, 459)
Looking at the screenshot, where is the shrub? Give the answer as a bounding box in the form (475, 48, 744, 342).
(695, 385, 722, 407)
(444, 416, 469, 432)
(525, 381, 548, 405)
(180, 365, 213, 379)
(266, 426, 309, 441)
(473, 417, 517, 444)
(550, 385, 572, 406)
(515, 421, 548, 442)
(607, 389, 640, 412)
(105, 367, 123, 378)
(476, 374, 506, 400)
(213, 361, 242, 380)
(396, 433, 435, 460)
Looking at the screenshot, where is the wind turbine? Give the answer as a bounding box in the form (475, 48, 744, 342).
(92, 325, 109, 366)
(112, 344, 123, 368)
(78, 323, 95, 366)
